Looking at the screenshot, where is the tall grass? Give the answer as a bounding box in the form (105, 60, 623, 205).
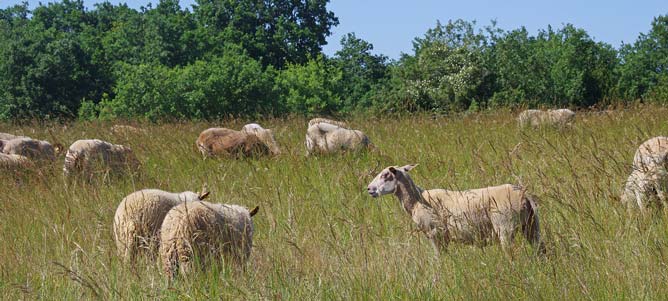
(2, 107, 668, 299)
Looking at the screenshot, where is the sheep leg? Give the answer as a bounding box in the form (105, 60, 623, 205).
(427, 228, 448, 257)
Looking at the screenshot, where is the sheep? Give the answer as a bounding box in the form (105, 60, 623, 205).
(367, 164, 544, 255)
(113, 188, 210, 262)
(0, 153, 32, 170)
(241, 123, 264, 133)
(159, 201, 259, 279)
(632, 136, 668, 171)
(1, 137, 60, 161)
(621, 137, 668, 212)
(308, 118, 349, 128)
(63, 139, 140, 179)
(111, 125, 147, 136)
(196, 127, 280, 158)
(517, 109, 575, 128)
(305, 121, 373, 155)
(0, 133, 26, 140)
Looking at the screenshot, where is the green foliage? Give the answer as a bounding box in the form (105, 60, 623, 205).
(0, 0, 667, 120)
(333, 33, 388, 111)
(617, 15, 668, 100)
(105, 47, 276, 120)
(274, 55, 342, 115)
(376, 20, 487, 112)
(193, 0, 338, 67)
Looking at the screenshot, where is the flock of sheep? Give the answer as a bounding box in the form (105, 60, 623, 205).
(2, 109, 666, 279)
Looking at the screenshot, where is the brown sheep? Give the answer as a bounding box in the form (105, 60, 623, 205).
(196, 127, 280, 158)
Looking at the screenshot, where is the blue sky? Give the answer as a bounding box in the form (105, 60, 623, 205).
(2, 0, 666, 59)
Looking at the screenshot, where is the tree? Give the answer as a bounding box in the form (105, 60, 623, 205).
(617, 15, 668, 101)
(274, 55, 342, 114)
(193, 0, 338, 67)
(333, 32, 388, 111)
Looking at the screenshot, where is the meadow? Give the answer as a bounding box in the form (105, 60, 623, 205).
(2, 107, 668, 299)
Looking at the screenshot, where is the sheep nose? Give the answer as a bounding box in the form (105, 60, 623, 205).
(367, 186, 376, 194)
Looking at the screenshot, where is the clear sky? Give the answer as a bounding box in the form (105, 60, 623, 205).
(2, 0, 666, 59)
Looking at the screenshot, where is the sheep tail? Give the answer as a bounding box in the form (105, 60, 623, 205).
(522, 193, 546, 255)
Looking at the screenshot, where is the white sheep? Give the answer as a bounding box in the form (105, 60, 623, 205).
(0, 133, 27, 140)
(621, 137, 668, 212)
(308, 118, 349, 128)
(113, 188, 210, 262)
(159, 201, 259, 279)
(0, 153, 32, 170)
(517, 109, 575, 128)
(63, 139, 140, 179)
(367, 164, 544, 254)
(110, 125, 147, 136)
(1, 137, 60, 161)
(305, 120, 373, 155)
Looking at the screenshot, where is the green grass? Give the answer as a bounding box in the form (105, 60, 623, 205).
(2, 107, 668, 299)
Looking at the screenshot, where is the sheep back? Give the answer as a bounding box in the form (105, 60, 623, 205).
(633, 136, 668, 171)
(2, 137, 56, 161)
(308, 118, 349, 128)
(159, 201, 255, 278)
(196, 128, 271, 158)
(64, 139, 139, 178)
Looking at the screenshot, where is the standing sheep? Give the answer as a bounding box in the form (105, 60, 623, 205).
(305, 120, 373, 155)
(63, 139, 140, 179)
(159, 201, 259, 279)
(367, 164, 544, 255)
(113, 188, 210, 262)
(621, 137, 668, 212)
(196, 126, 280, 158)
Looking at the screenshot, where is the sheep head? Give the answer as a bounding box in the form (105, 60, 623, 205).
(367, 164, 417, 198)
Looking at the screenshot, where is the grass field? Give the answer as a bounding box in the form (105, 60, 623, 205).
(2, 107, 668, 299)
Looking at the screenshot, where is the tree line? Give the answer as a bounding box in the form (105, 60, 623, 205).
(0, 0, 666, 120)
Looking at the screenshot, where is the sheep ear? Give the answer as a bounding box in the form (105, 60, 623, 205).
(53, 143, 64, 154)
(249, 206, 259, 217)
(198, 191, 210, 200)
(401, 164, 417, 172)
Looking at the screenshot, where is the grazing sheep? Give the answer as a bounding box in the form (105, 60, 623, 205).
(305, 122, 373, 155)
(63, 139, 140, 179)
(159, 201, 259, 279)
(241, 123, 264, 132)
(0, 153, 32, 170)
(196, 127, 280, 158)
(0, 133, 26, 140)
(621, 137, 668, 212)
(111, 125, 146, 136)
(367, 164, 544, 254)
(113, 188, 210, 262)
(517, 109, 575, 128)
(1, 137, 60, 161)
(308, 118, 349, 128)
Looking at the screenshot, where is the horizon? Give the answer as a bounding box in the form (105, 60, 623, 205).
(1, 0, 666, 59)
